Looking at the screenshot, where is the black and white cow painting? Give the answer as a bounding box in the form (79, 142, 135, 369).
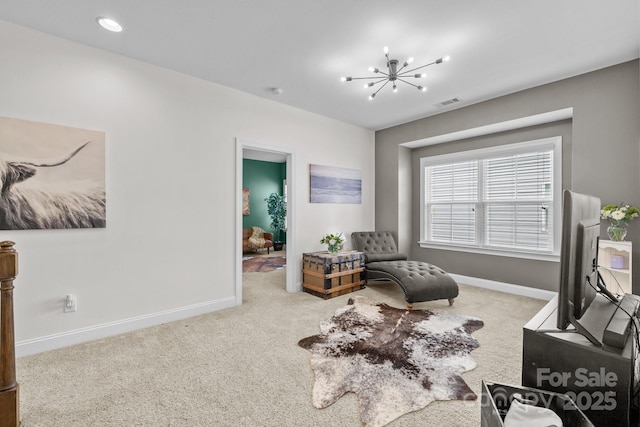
(0, 116, 106, 230)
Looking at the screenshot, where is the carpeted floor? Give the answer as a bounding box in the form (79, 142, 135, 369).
(16, 269, 546, 426)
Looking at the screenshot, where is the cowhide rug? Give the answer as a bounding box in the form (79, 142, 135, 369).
(242, 256, 286, 273)
(298, 296, 483, 427)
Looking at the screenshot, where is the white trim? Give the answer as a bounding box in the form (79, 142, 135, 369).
(16, 297, 236, 357)
(419, 241, 560, 262)
(236, 141, 244, 306)
(420, 136, 562, 258)
(400, 108, 573, 148)
(451, 273, 557, 301)
(420, 136, 560, 165)
(419, 156, 426, 246)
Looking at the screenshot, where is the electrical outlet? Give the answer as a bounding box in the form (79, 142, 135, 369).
(64, 294, 77, 313)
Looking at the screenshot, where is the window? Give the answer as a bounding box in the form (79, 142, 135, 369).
(420, 137, 562, 260)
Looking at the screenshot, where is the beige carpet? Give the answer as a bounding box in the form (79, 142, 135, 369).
(16, 269, 546, 426)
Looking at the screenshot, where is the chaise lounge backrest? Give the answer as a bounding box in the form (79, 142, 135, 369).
(351, 231, 408, 263)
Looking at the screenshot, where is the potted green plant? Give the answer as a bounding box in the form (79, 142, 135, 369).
(320, 232, 345, 254)
(264, 193, 286, 251)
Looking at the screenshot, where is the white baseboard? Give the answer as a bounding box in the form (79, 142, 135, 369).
(16, 296, 237, 357)
(17, 277, 552, 357)
(450, 273, 557, 301)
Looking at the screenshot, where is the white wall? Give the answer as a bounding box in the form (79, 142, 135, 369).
(0, 21, 375, 355)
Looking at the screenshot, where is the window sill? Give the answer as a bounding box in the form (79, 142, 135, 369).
(418, 241, 560, 262)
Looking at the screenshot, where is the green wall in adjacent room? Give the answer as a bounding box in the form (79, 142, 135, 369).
(242, 159, 286, 242)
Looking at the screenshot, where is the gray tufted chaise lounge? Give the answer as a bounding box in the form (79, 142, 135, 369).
(351, 231, 458, 309)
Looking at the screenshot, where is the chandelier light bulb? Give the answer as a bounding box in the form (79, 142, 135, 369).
(383, 46, 389, 54)
(407, 57, 414, 64)
(419, 86, 427, 92)
(444, 56, 451, 62)
(393, 84, 398, 93)
(369, 93, 376, 100)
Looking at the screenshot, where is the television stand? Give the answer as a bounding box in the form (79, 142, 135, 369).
(522, 294, 640, 426)
(560, 309, 604, 347)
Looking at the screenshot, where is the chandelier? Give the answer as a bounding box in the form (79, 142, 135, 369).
(341, 46, 450, 100)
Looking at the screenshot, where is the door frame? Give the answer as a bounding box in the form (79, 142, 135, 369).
(235, 138, 297, 305)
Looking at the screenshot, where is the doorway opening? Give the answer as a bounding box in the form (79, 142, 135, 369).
(235, 139, 296, 306)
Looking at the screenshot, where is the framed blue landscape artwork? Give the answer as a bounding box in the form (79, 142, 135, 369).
(310, 164, 362, 204)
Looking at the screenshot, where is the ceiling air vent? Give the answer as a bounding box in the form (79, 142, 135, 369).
(437, 97, 461, 107)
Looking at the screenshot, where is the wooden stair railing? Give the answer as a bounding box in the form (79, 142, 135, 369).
(0, 241, 19, 427)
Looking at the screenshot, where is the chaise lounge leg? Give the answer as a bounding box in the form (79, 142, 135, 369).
(407, 303, 413, 311)
(448, 298, 455, 306)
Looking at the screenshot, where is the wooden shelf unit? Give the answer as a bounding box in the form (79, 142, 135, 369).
(598, 239, 632, 295)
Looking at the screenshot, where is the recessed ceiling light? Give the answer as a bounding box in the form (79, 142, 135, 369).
(96, 17, 123, 33)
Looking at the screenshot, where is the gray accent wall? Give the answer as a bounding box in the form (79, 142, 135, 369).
(375, 60, 640, 293)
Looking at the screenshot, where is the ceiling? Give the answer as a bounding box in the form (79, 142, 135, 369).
(0, 1, 638, 131)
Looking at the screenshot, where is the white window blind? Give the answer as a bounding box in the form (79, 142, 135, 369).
(484, 150, 553, 252)
(421, 137, 561, 258)
(427, 161, 477, 245)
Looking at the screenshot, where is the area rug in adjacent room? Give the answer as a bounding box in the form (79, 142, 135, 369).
(298, 296, 484, 427)
(242, 255, 286, 272)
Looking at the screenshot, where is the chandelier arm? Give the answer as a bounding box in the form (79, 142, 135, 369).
(347, 76, 389, 80)
(401, 61, 439, 75)
(396, 58, 418, 75)
(396, 74, 427, 80)
(371, 79, 391, 97)
(360, 78, 390, 88)
(396, 77, 423, 90)
(369, 78, 389, 87)
(397, 70, 428, 79)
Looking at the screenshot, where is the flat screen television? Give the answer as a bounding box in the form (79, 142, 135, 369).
(557, 190, 609, 346)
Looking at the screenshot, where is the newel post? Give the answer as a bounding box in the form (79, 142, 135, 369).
(0, 241, 19, 427)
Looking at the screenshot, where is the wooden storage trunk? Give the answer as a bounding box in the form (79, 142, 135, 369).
(302, 251, 365, 299)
